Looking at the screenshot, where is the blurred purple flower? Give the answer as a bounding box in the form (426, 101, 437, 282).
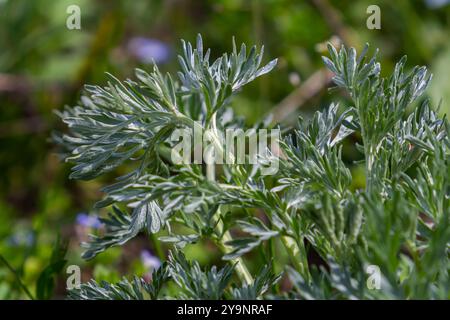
(127, 37, 171, 64)
(76, 213, 102, 229)
(425, 0, 450, 8)
(140, 250, 161, 271)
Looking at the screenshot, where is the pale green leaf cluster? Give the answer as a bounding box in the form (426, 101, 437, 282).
(58, 36, 449, 300)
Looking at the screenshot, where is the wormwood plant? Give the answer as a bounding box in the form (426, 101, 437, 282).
(57, 35, 449, 300)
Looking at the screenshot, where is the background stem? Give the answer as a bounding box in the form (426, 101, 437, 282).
(0, 254, 34, 300)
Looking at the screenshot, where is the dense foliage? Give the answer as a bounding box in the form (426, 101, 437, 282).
(59, 36, 449, 300)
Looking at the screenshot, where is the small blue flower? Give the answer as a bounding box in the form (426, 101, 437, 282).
(140, 250, 161, 271)
(127, 37, 171, 64)
(76, 213, 102, 229)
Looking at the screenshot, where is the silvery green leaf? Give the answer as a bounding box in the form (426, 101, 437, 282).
(159, 234, 200, 248)
(255, 58, 278, 77)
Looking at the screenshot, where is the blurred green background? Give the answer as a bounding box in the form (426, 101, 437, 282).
(0, 0, 449, 299)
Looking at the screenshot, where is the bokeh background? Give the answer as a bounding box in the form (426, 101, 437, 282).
(0, 0, 449, 299)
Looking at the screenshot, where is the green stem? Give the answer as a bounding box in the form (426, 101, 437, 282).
(201, 112, 253, 285)
(206, 162, 253, 285)
(355, 96, 375, 194)
(216, 220, 254, 285)
(0, 254, 34, 300)
(150, 233, 165, 261)
(280, 235, 310, 281)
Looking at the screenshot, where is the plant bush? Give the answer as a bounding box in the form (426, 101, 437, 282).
(57, 35, 449, 300)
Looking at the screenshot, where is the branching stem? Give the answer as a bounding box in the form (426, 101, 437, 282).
(204, 119, 254, 285)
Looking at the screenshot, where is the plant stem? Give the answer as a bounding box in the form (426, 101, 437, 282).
(216, 220, 254, 285)
(206, 162, 253, 285)
(0, 254, 34, 300)
(280, 235, 310, 281)
(150, 233, 165, 261)
(355, 96, 375, 194)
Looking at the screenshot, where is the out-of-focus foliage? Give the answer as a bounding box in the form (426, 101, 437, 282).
(0, 0, 449, 299)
